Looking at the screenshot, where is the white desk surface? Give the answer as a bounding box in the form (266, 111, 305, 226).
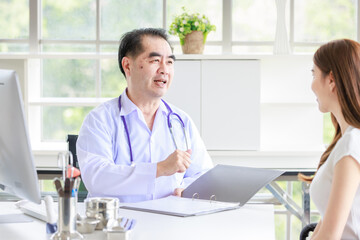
(0, 201, 275, 240)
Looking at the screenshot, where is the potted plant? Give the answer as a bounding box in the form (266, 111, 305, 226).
(169, 7, 216, 54)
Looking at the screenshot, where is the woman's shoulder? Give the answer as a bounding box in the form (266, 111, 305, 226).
(332, 126, 360, 165)
(342, 126, 360, 145)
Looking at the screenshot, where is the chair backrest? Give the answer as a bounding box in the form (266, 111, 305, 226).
(299, 223, 317, 240)
(67, 134, 88, 200)
(67, 134, 79, 168)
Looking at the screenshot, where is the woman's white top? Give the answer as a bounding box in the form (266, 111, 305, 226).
(310, 126, 360, 239)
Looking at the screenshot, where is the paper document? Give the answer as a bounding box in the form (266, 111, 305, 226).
(120, 195, 239, 217)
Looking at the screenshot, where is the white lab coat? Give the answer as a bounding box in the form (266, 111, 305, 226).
(77, 90, 213, 203)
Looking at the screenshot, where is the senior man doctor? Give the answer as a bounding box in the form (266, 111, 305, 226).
(77, 28, 213, 203)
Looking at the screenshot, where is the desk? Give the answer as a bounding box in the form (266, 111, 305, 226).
(35, 168, 315, 228)
(0, 201, 275, 240)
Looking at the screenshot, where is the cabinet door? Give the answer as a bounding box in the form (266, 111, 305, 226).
(201, 60, 260, 150)
(164, 60, 201, 130)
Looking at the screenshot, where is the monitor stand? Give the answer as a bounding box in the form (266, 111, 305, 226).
(0, 186, 35, 223)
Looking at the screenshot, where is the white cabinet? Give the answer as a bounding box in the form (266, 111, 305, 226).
(201, 60, 260, 150)
(164, 60, 201, 129)
(165, 59, 260, 151)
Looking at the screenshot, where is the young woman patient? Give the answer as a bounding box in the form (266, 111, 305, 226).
(300, 39, 360, 239)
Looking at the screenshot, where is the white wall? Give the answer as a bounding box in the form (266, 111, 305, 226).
(260, 55, 323, 151)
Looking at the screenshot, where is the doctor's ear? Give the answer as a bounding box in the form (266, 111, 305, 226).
(122, 57, 131, 77)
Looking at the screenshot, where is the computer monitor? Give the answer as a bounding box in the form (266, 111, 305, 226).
(0, 69, 41, 204)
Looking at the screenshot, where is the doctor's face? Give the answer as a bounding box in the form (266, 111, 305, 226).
(125, 36, 175, 99)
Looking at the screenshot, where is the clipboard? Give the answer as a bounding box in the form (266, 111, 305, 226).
(120, 195, 239, 217)
(120, 165, 284, 217)
(182, 164, 284, 206)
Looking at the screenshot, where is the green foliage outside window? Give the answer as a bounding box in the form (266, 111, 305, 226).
(0, 0, 29, 52)
(300, 0, 355, 42)
(42, 107, 93, 141)
(43, 59, 97, 98)
(41, 58, 127, 141)
(42, 0, 96, 40)
(101, 59, 127, 98)
(323, 112, 335, 145)
(101, 0, 162, 40)
(0, 0, 28, 39)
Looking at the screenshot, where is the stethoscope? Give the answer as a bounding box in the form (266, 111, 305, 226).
(118, 95, 189, 163)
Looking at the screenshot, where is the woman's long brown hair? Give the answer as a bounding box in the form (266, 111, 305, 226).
(299, 39, 360, 183)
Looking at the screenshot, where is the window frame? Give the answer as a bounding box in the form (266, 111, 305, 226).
(1, 0, 358, 53)
(0, 0, 356, 150)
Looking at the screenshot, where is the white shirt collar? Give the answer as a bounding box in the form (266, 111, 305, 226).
(119, 89, 169, 117)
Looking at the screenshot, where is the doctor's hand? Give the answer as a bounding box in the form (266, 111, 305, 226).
(173, 188, 184, 197)
(156, 149, 192, 178)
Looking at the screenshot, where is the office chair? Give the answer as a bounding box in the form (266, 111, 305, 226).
(299, 223, 317, 240)
(67, 134, 79, 168)
(67, 134, 88, 201)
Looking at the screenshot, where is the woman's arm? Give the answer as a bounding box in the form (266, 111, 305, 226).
(310, 220, 322, 239)
(311, 156, 360, 240)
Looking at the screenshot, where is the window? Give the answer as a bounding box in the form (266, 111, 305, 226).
(0, 0, 357, 150)
(42, 0, 96, 40)
(294, 0, 356, 43)
(101, 0, 163, 41)
(1, 0, 358, 53)
(232, 0, 278, 53)
(0, 0, 29, 52)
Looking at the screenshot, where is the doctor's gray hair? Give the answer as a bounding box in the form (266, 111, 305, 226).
(118, 28, 172, 77)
